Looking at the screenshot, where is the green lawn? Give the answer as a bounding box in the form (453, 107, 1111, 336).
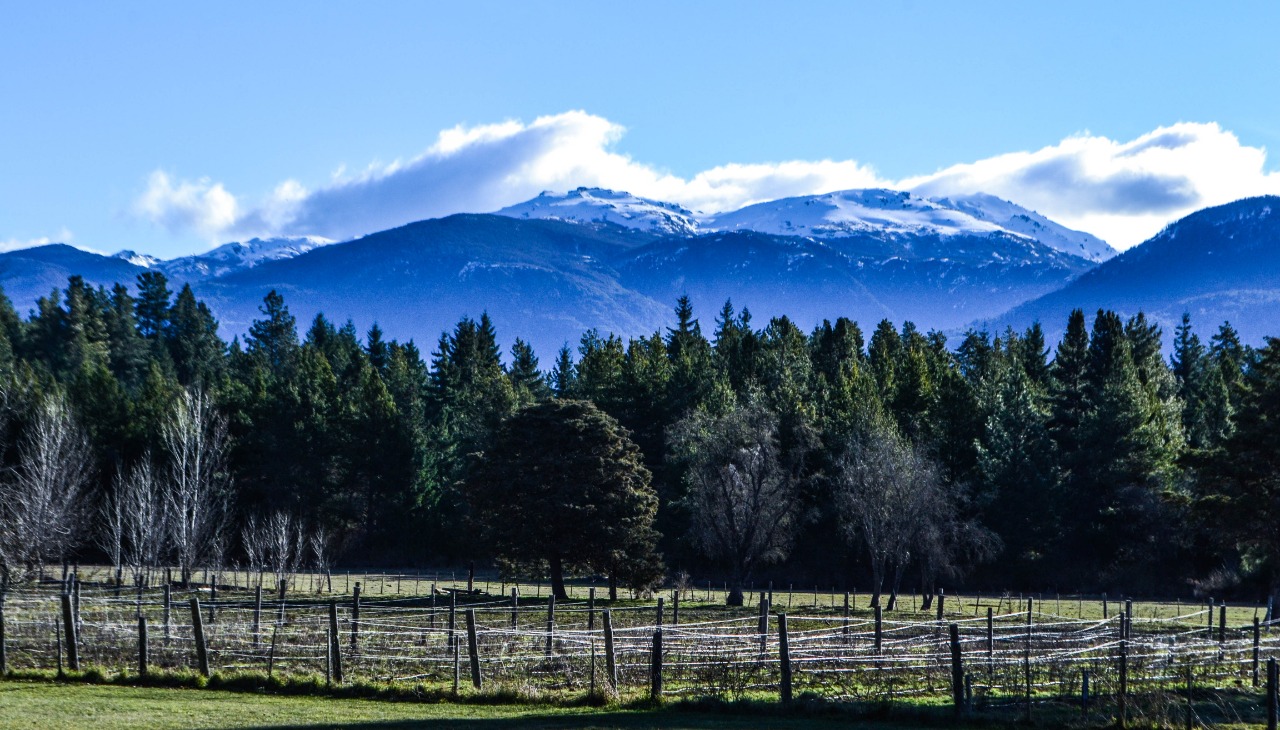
(0, 680, 874, 730)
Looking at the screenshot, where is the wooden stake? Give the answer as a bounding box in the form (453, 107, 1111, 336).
(779, 614, 792, 705)
(650, 628, 663, 701)
(190, 597, 209, 677)
(949, 623, 964, 716)
(351, 582, 361, 648)
(466, 608, 482, 690)
(137, 616, 148, 677)
(60, 593, 78, 671)
(544, 593, 555, 661)
(329, 601, 343, 684)
(1118, 639, 1128, 730)
(874, 604, 883, 654)
(603, 608, 617, 691)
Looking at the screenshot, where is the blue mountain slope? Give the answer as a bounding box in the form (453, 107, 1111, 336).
(200, 214, 672, 355)
(0, 244, 147, 313)
(987, 196, 1280, 343)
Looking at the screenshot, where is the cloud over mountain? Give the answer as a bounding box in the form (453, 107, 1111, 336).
(132, 113, 1280, 251)
(905, 122, 1280, 249)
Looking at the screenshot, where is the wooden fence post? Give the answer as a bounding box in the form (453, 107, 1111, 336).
(1082, 668, 1090, 716)
(1024, 597, 1033, 723)
(1118, 639, 1128, 730)
(1268, 657, 1278, 730)
(60, 593, 78, 671)
(656, 596, 664, 627)
(650, 628, 663, 701)
(949, 623, 965, 716)
(843, 592, 851, 643)
(937, 590, 945, 621)
(758, 598, 770, 655)
(466, 608, 482, 690)
(0, 599, 7, 675)
(603, 608, 617, 691)
(545, 593, 555, 661)
(779, 613, 792, 705)
(190, 597, 210, 677)
(588, 587, 596, 631)
(209, 583, 217, 623)
(672, 591, 679, 626)
(253, 585, 262, 647)
(986, 607, 995, 667)
(1219, 603, 1227, 644)
(449, 590, 458, 658)
(874, 604, 883, 654)
(329, 601, 343, 684)
(351, 582, 361, 648)
(163, 584, 171, 642)
(510, 587, 519, 630)
(277, 578, 287, 624)
(137, 615, 148, 677)
(1255, 616, 1262, 687)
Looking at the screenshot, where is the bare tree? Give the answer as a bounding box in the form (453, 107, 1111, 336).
(832, 420, 991, 609)
(162, 387, 232, 587)
(670, 399, 797, 606)
(0, 394, 93, 587)
(309, 523, 333, 593)
(119, 457, 166, 588)
(99, 473, 127, 590)
(242, 514, 267, 588)
(262, 510, 304, 590)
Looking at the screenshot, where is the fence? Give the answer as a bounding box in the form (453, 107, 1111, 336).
(2, 579, 1279, 726)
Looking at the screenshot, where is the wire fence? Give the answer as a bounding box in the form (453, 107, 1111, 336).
(2, 579, 1278, 725)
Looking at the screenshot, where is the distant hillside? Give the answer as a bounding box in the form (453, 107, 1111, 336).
(986, 196, 1280, 343)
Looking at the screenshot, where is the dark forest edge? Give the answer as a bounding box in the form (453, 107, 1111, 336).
(1, 271, 1279, 605)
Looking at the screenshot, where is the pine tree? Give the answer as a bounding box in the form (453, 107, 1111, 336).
(507, 338, 550, 405)
(103, 283, 148, 393)
(245, 290, 299, 379)
(167, 284, 224, 387)
(550, 345, 576, 397)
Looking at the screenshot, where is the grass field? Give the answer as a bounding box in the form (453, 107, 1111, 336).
(0, 680, 908, 730)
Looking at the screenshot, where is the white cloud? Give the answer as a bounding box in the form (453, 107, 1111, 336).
(130, 114, 1280, 251)
(133, 171, 239, 239)
(904, 122, 1280, 248)
(0, 228, 75, 253)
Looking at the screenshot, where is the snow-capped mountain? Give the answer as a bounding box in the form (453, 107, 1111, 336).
(933, 193, 1115, 263)
(112, 250, 161, 268)
(494, 187, 700, 236)
(706, 189, 1007, 238)
(990, 196, 1280, 345)
(159, 236, 335, 279)
(704, 188, 1117, 261)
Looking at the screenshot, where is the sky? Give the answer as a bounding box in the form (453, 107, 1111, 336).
(3, 1, 1279, 259)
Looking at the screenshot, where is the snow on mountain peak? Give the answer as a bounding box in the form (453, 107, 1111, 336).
(161, 235, 336, 279)
(112, 250, 161, 268)
(494, 187, 699, 236)
(705, 189, 1013, 239)
(705, 188, 1117, 262)
(931, 192, 1117, 263)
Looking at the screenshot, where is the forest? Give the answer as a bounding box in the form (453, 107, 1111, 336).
(1, 271, 1279, 603)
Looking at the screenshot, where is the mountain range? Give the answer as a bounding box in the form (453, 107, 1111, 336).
(1, 188, 1275, 357)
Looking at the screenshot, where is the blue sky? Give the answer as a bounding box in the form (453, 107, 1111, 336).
(3, 1, 1279, 258)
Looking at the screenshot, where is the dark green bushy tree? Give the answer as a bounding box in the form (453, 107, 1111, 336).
(465, 399, 660, 599)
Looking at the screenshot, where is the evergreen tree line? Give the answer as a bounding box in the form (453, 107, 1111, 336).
(1, 271, 1279, 600)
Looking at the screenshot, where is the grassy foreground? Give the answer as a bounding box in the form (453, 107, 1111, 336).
(0, 679, 889, 730)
